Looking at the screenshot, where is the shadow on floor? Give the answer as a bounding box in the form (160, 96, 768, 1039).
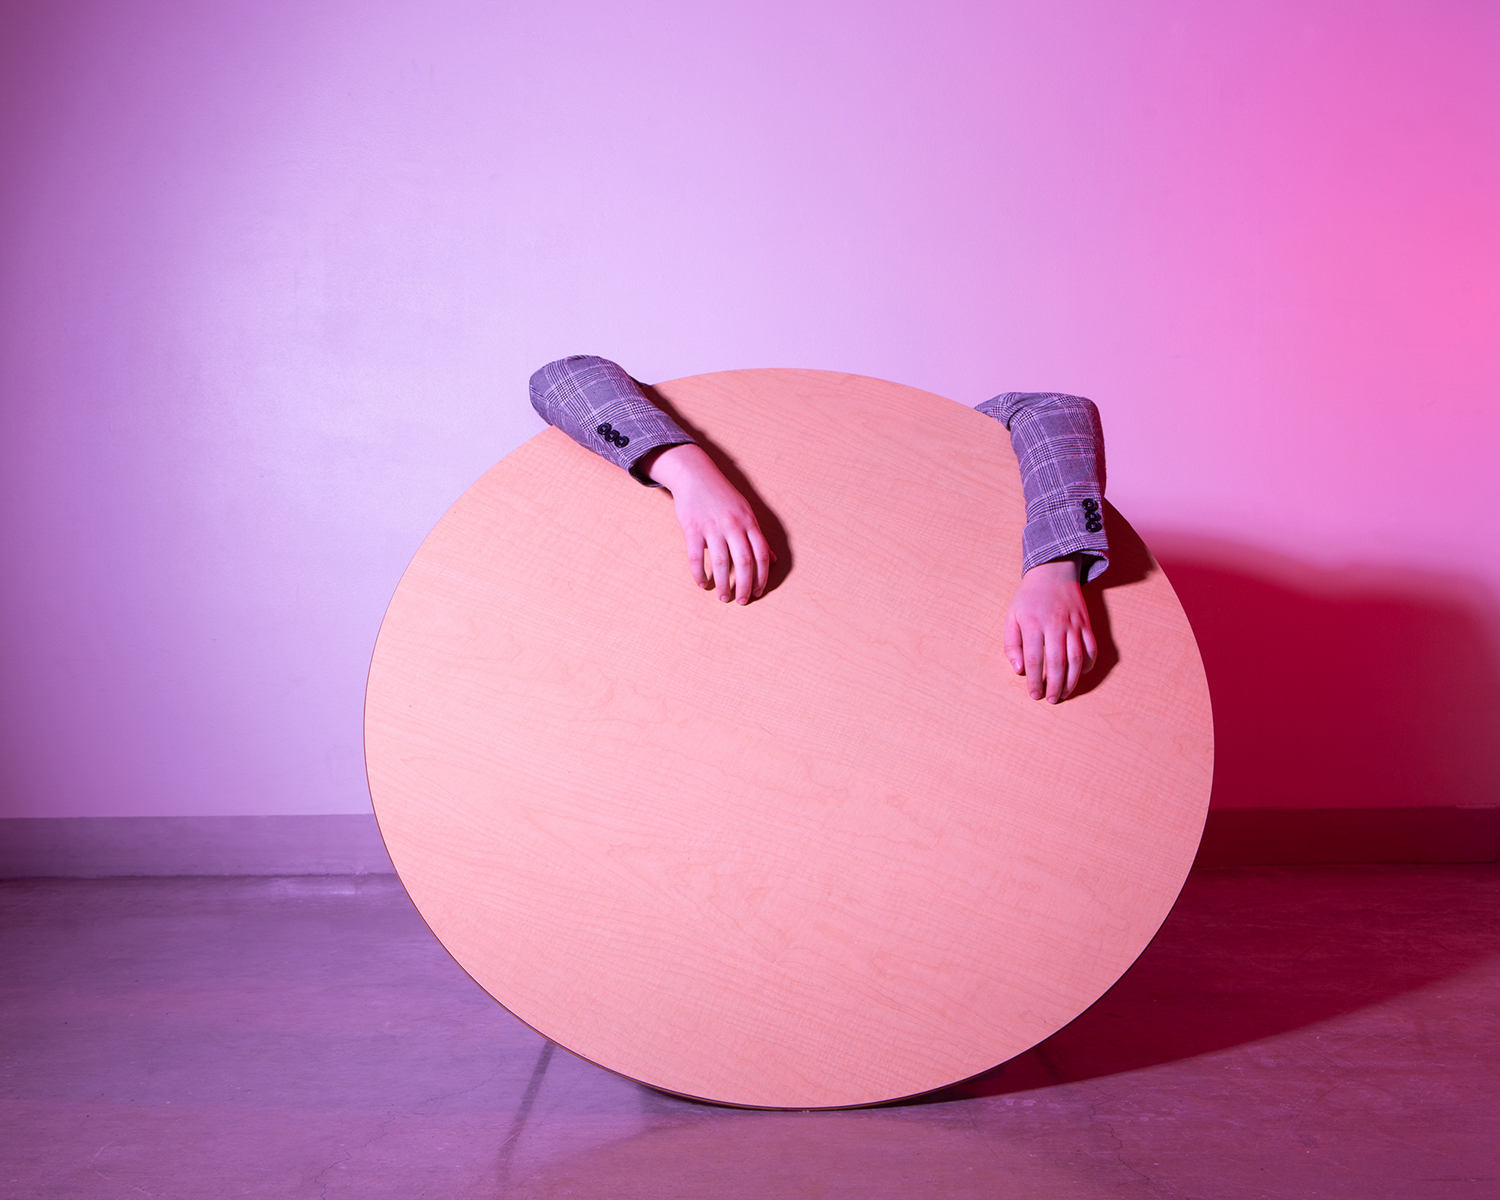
(931, 863, 1500, 1101)
(505, 866, 1500, 1195)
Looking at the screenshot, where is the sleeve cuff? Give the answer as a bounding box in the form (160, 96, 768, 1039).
(626, 439, 696, 487)
(1021, 498, 1110, 580)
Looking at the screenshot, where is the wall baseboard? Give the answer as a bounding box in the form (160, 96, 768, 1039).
(0, 815, 394, 879)
(1, 808, 1495, 879)
(1194, 806, 1500, 867)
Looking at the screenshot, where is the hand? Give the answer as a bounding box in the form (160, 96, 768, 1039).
(1003, 557, 1097, 703)
(644, 444, 774, 604)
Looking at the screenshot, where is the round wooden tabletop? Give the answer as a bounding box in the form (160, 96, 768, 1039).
(364, 369, 1213, 1109)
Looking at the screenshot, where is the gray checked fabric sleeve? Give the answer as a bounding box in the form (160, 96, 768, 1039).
(529, 355, 695, 486)
(975, 392, 1109, 582)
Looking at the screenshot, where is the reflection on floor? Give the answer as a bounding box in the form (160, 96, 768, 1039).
(3, 866, 1495, 1199)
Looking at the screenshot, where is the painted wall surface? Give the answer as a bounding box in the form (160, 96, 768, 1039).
(1, 1, 1496, 817)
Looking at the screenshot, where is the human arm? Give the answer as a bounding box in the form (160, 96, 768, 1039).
(1002, 555, 1097, 702)
(528, 355, 772, 603)
(639, 443, 773, 604)
(975, 391, 1109, 703)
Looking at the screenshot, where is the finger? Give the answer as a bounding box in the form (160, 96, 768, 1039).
(727, 533, 754, 604)
(1081, 621, 1098, 674)
(1045, 627, 1067, 703)
(685, 534, 709, 590)
(1003, 616, 1025, 675)
(748, 527, 772, 598)
(1063, 628, 1086, 700)
(1022, 624, 1045, 699)
(707, 538, 733, 602)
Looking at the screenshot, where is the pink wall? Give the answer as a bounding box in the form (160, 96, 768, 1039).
(1, 1, 1496, 817)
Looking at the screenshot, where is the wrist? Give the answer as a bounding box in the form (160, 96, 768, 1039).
(1022, 555, 1082, 584)
(646, 443, 711, 491)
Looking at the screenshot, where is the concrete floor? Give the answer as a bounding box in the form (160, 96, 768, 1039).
(1, 867, 1495, 1199)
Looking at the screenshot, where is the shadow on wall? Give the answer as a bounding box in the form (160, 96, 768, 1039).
(1146, 535, 1500, 812)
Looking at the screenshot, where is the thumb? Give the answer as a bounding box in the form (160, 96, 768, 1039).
(1003, 617, 1024, 674)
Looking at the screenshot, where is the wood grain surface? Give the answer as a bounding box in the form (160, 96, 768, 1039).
(364, 369, 1213, 1109)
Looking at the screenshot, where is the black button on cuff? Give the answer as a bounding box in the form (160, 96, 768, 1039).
(595, 421, 629, 448)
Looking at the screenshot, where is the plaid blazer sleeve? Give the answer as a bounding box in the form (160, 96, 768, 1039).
(974, 392, 1110, 582)
(529, 355, 695, 486)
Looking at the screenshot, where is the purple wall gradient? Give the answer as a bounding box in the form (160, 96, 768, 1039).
(1, 1, 1496, 818)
